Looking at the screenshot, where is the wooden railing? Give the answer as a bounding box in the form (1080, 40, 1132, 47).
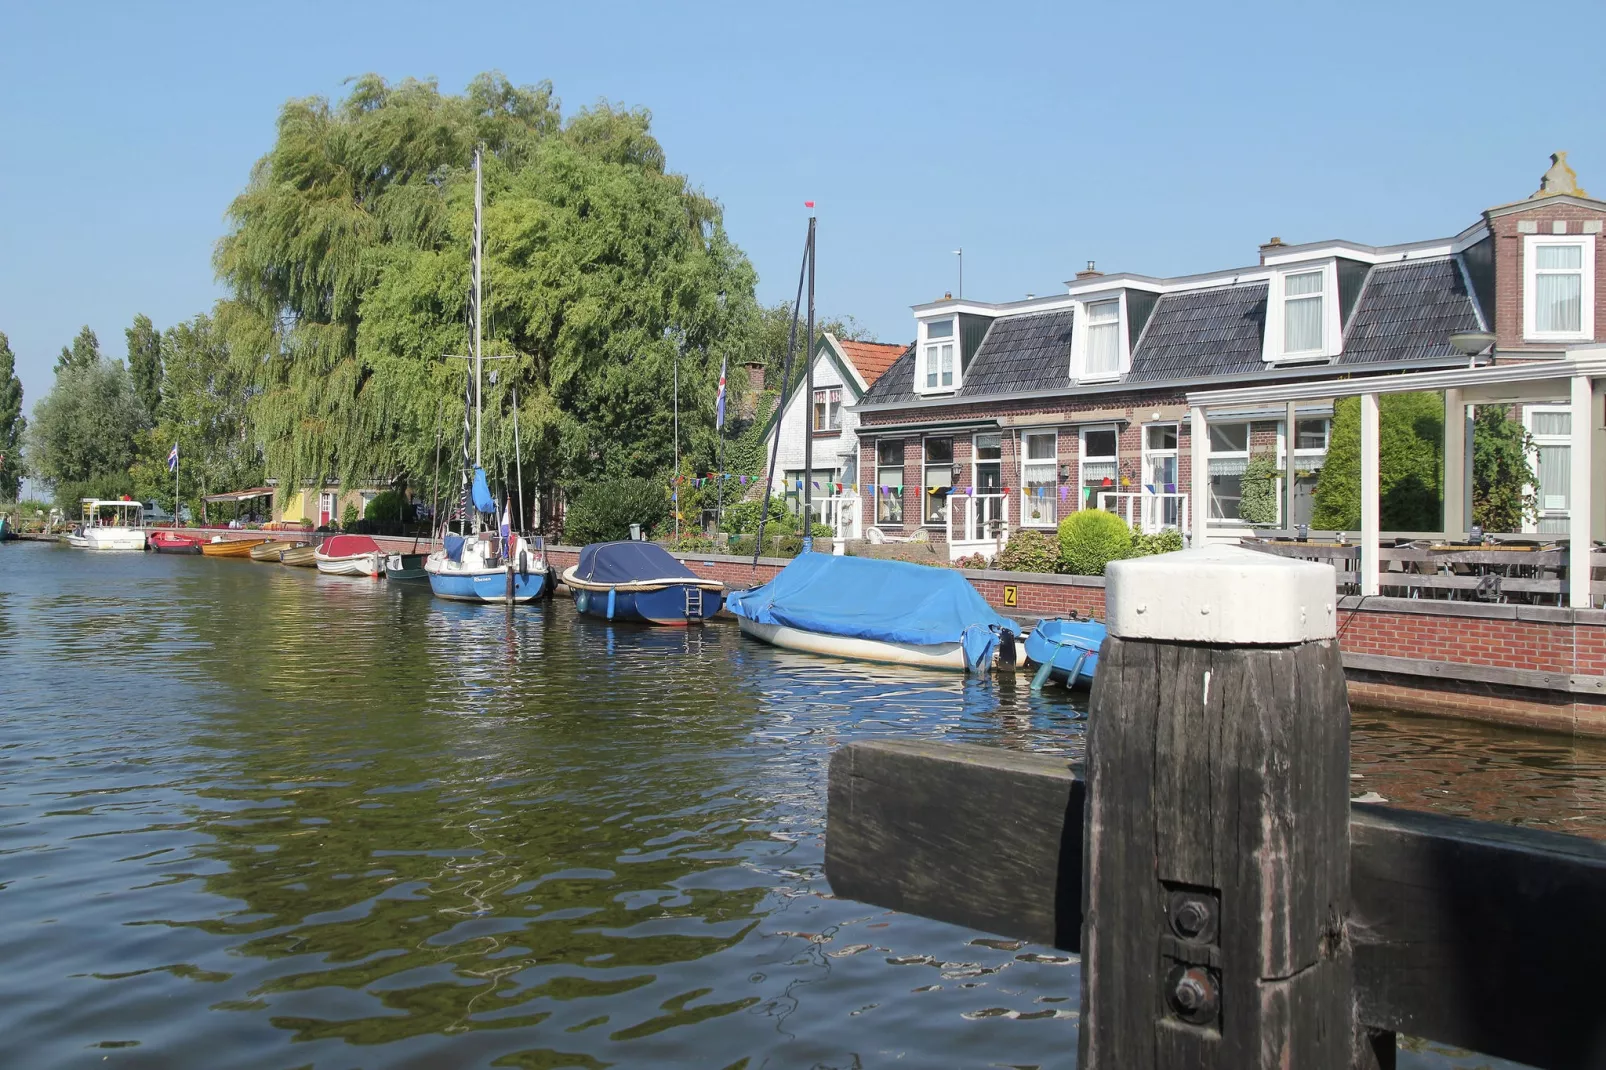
(1241, 538, 1606, 604)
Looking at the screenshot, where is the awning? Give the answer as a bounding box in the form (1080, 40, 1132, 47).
(202, 486, 275, 504)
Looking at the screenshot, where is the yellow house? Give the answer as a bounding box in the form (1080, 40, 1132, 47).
(273, 482, 391, 528)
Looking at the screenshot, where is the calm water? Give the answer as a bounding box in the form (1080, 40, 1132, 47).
(2, 542, 1601, 1069)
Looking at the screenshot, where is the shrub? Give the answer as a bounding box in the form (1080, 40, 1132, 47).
(719, 495, 792, 536)
(1057, 509, 1133, 576)
(1130, 528, 1184, 557)
(995, 529, 1058, 573)
(1238, 455, 1280, 526)
(954, 552, 990, 570)
(1313, 393, 1444, 531)
(341, 503, 358, 531)
(562, 477, 669, 545)
(364, 489, 413, 526)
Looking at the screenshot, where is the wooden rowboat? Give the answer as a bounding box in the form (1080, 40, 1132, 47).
(201, 537, 269, 557)
(249, 540, 303, 562)
(280, 545, 318, 567)
(315, 534, 385, 578)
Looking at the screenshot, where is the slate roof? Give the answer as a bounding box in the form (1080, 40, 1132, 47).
(1125, 284, 1268, 383)
(1337, 257, 1481, 365)
(857, 255, 1481, 408)
(957, 309, 1076, 396)
(837, 339, 909, 388)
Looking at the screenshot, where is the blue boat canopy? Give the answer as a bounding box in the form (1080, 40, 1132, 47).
(574, 541, 698, 584)
(727, 553, 1020, 670)
(471, 468, 496, 513)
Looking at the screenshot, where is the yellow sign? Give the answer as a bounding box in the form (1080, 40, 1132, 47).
(1003, 585, 1018, 607)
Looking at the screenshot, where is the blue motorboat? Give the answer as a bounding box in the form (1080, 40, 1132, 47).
(563, 541, 725, 625)
(1023, 616, 1108, 689)
(425, 532, 551, 603)
(726, 553, 1020, 672)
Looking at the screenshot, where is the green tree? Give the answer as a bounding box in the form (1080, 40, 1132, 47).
(56, 325, 101, 373)
(1311, 393, 1444, 531)
(126, 313, 163, 417)
(0, 332, 24, 500)
(26, 358, 150, 509)
(130, 312, 262, 517)
(1470, 406, 1537, 533)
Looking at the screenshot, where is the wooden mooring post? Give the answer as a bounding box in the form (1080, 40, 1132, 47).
(825, 545, 1606, 1070)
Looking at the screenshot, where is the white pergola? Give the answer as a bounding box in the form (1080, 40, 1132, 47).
(1186, 347, 1606, 607)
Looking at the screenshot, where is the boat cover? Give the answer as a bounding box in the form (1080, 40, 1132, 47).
(574, 541, 698, 584)
(727, 553, 1020, 671)
(444, 534, 466, 562)
(320, 534, 381, 557)
(471, 468, 496, 513)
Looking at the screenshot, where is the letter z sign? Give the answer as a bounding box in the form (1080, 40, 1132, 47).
(1003, 585, 1017, 607)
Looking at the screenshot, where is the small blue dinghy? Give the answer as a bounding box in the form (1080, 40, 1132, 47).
(1023, 616, 1108, 689)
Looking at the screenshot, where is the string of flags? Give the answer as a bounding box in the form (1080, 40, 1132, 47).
(668, 472, 1181, 498)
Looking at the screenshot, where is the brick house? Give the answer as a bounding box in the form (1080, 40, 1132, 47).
(851, 154, 1606, 559)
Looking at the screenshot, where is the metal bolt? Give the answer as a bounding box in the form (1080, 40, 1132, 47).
(1174, 899, 1208, 938)
(1174, 973, 1206, 1011)
(1167, 965, 1220, 1025)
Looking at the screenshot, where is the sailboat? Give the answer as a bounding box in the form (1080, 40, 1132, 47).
(424, 146, 552, 605)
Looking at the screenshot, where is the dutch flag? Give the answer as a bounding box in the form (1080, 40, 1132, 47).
(500, 502, 512, 557)
(715, 356, 727, 431)
(166, 443, 179, 472)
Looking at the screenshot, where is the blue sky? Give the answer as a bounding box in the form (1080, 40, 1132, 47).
(3, 0, 1603, 421)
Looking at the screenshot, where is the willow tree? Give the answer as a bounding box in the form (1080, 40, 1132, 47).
(216, 72, 760, 515)
(0, 332, 23, 500)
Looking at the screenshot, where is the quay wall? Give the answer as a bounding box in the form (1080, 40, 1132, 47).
(173, 529, 1606, 737)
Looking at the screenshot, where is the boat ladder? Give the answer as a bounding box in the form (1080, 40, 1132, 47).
(685, 586, 704, 621)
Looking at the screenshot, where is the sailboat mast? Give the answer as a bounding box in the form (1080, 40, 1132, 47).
(473, 146, 484, 469)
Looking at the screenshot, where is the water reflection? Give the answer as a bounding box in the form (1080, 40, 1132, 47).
(0, 542, 1594, 1069)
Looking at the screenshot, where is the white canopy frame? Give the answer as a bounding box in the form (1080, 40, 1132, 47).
(1187, 348, 1606, 607)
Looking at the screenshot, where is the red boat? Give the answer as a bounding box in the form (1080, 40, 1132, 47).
(149, 530, 204, 554)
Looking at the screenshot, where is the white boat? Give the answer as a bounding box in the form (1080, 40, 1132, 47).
(62, 500, 147, 551)
(735, 616, 969, 670)
(425, 532, 549, 603)
(314, 534, 385, 578)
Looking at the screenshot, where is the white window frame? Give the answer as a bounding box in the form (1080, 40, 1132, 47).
(1077, 424, 1120, 512)
(921, 435, 954, 527)
(875, 439, 906, 526)
(812, 386, 842, 431)
(1523, 234, 1595, 343)
(1020, 429, 1059, 528)
(917, 317, 958, 395)
(1206, 420, 1251, 523)
(1068, 292, 1129, 383)
(1523, 404, 1573, 533)
(1261, 261, 1341, 363)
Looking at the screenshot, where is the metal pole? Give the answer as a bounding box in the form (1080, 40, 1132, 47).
(955, 248, 963, 299)
(173, 449, 180, 527)
(512, 385, 525, 534)
(753, 226, 812, 565)
(473, 146, 484, 468)
(674, 344, 680, 540)
(802, 215, 816, 547)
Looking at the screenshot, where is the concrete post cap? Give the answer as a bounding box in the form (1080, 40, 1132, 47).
(1105, 545, 1336, 644)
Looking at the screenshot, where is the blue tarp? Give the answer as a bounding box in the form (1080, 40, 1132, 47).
(444, 533, 466, 563)
(471, 468, 496, 513)
(574, 541, 697, 584)
(727, 553, 1020, 671)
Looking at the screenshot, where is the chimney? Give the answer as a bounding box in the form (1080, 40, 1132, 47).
(1258, 236, 1285, 265)
(944, 291, 953, 300)
(1074, 260, 1102, 280)
(743, 359, 765, 395)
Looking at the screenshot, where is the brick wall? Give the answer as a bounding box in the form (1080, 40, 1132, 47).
(1488, 200, 1606, 352)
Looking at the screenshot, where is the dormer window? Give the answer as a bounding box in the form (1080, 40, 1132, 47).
(1262, 261, 1339, 362)
(1524, 235, 1595, 342)
(1282, 270, 1324, 354)
(1068, 293, 1129, 381)
(921, 318, 956, 391)
(1085, 300, 1121, 376)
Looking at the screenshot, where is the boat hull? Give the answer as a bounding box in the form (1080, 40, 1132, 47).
(1023, 618, 1106, 687)
(72, 528, 146, 551)
(280, 546, 318, 567)
(250, 540, 303, 562)
(202, 538, 269, 557)
(315, 552, 384, 578)
(150, 531, 203, 554)
(571, 582, 724, 625)
(427, 566, 547, 603)
(384, 552, 429, 581)
(735, 616, 967, 671)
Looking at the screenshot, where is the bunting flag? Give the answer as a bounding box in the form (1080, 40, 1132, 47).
(716, 355, 727, 430)
(740, 475, 748, 485)
(1164, 482, 1177, 494)
(1145, 483, 1156, 494)
(1059, 486, 1069, 501)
